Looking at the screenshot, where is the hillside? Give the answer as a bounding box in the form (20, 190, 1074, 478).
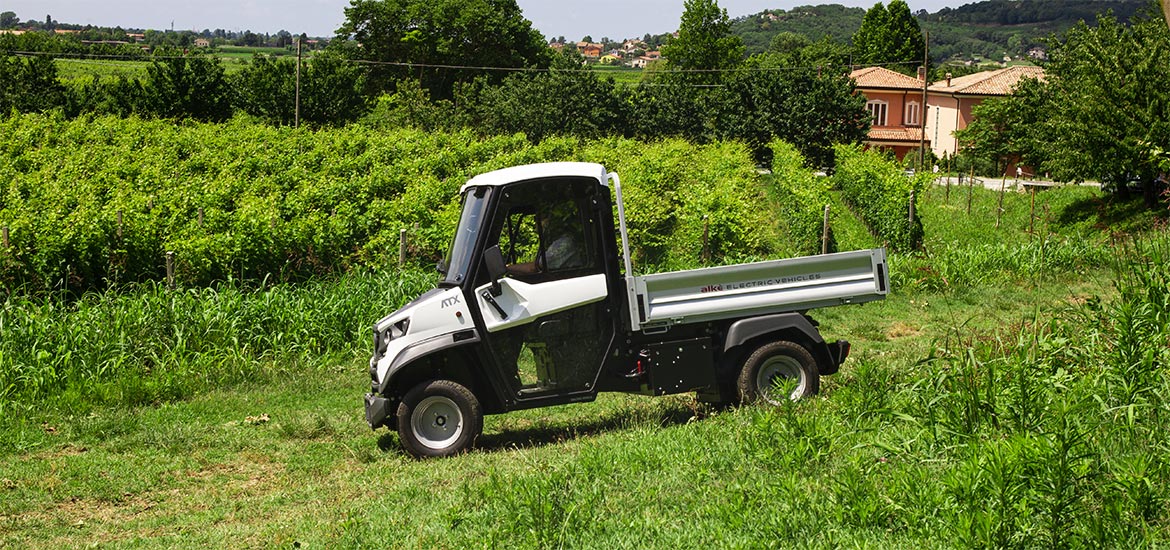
(731, 0, 1147, 63)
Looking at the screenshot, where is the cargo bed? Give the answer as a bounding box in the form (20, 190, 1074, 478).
(626, 248, 888, 331)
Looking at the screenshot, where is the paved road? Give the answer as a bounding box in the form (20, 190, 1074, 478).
(931, 175, 1101, 191)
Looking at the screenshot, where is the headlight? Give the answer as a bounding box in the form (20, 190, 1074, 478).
(391, 318, 410, 338)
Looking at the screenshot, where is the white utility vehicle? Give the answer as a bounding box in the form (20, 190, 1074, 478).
(365, 162, 888, 457)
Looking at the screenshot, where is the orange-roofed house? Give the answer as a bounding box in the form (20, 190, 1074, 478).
(849, 66, 929, 161)
(925, 65, 1045, 159)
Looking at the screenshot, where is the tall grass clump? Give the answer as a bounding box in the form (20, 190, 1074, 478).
(767, 139, 835, 256)
(0, 268, 435, 417)
(831, 144, 928, 252)
(905, 229, 1170, 546)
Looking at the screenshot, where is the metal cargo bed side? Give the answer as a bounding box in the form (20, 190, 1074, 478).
(626, 249, 888, 331)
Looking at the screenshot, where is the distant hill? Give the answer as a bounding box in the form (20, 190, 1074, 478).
(731, 0, 1147, 64)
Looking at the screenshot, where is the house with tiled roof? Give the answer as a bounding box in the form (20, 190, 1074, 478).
(849, 66, 929, 160)
(925, 65, 1045, 158)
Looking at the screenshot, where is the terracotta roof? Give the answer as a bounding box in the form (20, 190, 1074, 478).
(867, 127, 923, 142)
(930, 65, 1045, 96)
(849, 66, 924, 90)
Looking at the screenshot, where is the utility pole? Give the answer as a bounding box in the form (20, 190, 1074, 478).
(295, 38, 302, 128)
(918, 30, 929, 171)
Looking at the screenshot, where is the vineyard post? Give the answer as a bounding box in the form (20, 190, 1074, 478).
(821, 204, 830, 255)
(909, 189, 916, 225)
(967, 166, 974, 215)
(117, 210, 123, 240)
(2, 226, 8, 249)
(398, 229, 407, 267)
(166, 252, 175, 290)
(996, 171, 1007, 228)
(295, 38, 302, 129)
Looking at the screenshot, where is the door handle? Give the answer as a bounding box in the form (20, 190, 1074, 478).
(480, 289, 509, 320)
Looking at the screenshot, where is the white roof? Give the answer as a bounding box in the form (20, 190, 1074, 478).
(461, 162, 608, 193)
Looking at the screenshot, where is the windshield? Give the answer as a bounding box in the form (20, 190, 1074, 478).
(441, 186, 491, 286)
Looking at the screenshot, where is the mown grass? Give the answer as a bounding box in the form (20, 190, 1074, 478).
(2, 184, 1168, 548)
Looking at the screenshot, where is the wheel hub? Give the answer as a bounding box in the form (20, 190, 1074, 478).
(412, 396, 464, 450)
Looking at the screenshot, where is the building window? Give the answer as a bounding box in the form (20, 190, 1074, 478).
(866, 100, 888, 126)
(905, 101, 920, 126)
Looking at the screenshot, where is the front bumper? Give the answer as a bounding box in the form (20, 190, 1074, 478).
(364, 393, 392, 430)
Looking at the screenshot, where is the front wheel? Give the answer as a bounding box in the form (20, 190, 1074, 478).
(737, 340, 819, 405)
(396, 379, 483, 458)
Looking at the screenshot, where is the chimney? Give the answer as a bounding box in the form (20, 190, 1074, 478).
(917, 66, 926, 81)
(945, 72, 952, 86)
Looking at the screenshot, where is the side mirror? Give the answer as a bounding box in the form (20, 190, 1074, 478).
(483, 245, 507, 297)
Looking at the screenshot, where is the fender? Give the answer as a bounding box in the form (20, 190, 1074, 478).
(723, 313, 843, 375)
(377, 330, 481, 395)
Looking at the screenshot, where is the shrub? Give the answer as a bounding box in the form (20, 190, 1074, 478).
(831, 144, 928, 252)
(768, 139, 834, 256)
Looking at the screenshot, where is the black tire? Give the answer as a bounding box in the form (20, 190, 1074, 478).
(737, 340, 819, 405)
(396, 379, 483, 458)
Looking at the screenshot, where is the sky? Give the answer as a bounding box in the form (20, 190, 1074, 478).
(3, 0, 960, 41)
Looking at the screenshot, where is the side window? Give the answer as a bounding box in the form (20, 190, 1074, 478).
(488, 179, 599, 282)
(498, 206, 540, 265)
(538, 199, 589, 272)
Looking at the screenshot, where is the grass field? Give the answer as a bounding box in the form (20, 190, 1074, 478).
(54, 46, 298, 80)
(2, 182, 1168, 548)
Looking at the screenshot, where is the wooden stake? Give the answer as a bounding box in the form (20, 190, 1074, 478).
(398, 228, 407, 267)
(117, 210, 124, 240)
(821, 204, 831, 255)
(966, 166, 975, 215)
(2, 226, 8, 249)
(166, 251, 175, 290)
(996, 172, 1007, 228)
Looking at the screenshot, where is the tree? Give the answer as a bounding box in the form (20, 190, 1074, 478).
(660, 0, 744, 84)
(953, 77, 1049, 177)
(467, 48, 627, 141)
(0, 54, 67, 114)
(144, 50, 232, 121)
(1040, 9, 1170, 207)
(0, 11, 18, 29)
(234, 53, 370, 126)
(721, 53, 869, 167)
(334, 0, 551, 99)
(852, 0, 925, 75)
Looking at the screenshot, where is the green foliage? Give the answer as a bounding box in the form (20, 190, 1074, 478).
(768, 140, 835, 256)
(233, 52, 370, 126)
(1037, 9, 1170, 207)
(731, 5, 866, 55)
(0, 54, 67, 114)
(953, 76, 1049, 176)
(144, 50, 232, 121)
(463, 49, 629, 141)
(832, 144, 926, 252)
(577, 138, 776, 270)
(852, 0, 927, 74)
(0, 114, 776, 291)
(0, 268, 436, 416)
(661, 0, 745, 84)
(333, 0, 551, 99)
(721, 54, 868, 167)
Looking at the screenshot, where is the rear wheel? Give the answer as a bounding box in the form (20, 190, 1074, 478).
(396, 379, 483, 458)
(738, 340, 819, 405)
